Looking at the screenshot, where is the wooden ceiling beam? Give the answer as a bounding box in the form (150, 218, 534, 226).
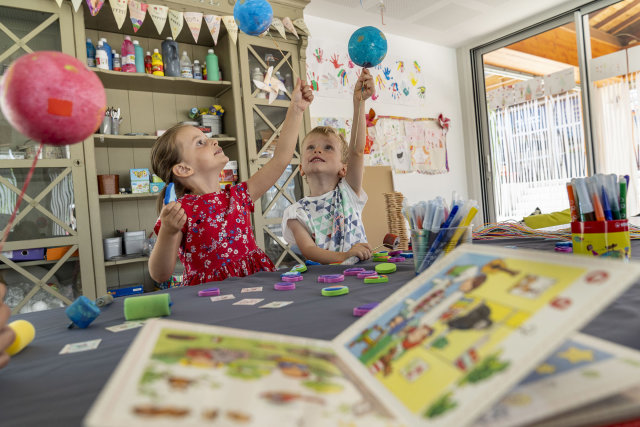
(591, 0, 640, 31)
(610, 13, 640, 36)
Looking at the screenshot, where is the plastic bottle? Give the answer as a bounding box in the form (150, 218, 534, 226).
(192, 59, 202, 80)
(180, 51, 193, 78)
(100, 37, 112, 70)
(95, 41, 109, 70)
(113, 52, 122, 71)
(205, 49, 219, 81)
(151, 48, 164, 76)
(133, 40, 145, 73)
(86, 38, 96, 68)
(121, 36, 136, 72)
(144, 51, 152, 74)
(161, 37, 180, 77)
(203, 63, 207, 80)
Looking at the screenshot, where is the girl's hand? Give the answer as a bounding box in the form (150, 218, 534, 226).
(345, 242, 372, 261)
(291, 78, 314, 113)
(354, 69, 375, 102)
(160, 202, 186, 235)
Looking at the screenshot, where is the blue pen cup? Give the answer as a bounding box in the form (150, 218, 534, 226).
(412, 226, 473, 275)
(65, 296, 101, 328)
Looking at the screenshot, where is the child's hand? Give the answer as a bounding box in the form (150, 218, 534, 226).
(354, 69, 375, 102)
(290, 78, 314, 113)
(346, 242, 372, 261)
(160, 202, 186, 235)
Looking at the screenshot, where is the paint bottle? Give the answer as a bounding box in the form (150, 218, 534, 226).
(95, 41, 109, 70)
(121, 36, 136, 72)
(205, 49, 219, 81)
(151, 48, 164, 76)
(86, 38, 96, 67)
(161, 37, 180, 77)
(180, 51, 193, 79)
(144, 51, 152, 74)
(99, 37, 112, 70)
(133, 40, 145, 73)
(192, 60, 202, 80)
(113, 52, 122, 71)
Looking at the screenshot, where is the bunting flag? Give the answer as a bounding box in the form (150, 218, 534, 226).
(71, 0, 83, 12)
(148, 4, 169, 35)
(184, 12, 203, 42)
(55, 0, 63, 7)
(109, 0, 128, 29)
(128, 0, 148, 33)
(86, 0, 105, 15)
(204, 15, 222, 45)
(282, 17, 298, 39)
(222, 15, 238, 45)
(293, 18, 309, 35)
(168, 9, 184, 40)
(270, 17, 286, 39)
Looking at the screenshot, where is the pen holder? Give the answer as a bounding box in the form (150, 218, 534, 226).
(571, 220, 630, 261)
(412, 226, 473, 275)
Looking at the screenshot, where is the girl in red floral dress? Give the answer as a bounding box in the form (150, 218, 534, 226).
(149, 79, 313, 286)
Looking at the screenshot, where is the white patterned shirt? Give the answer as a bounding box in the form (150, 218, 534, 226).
(282, 179, 368, 252)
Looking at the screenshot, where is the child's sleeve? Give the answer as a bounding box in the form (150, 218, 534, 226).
(341, 179, 368, 211)
(281, 203, 313, 247)
(232, 182, 255, 213)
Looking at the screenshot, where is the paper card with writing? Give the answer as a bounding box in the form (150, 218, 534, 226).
(148, 4, 169, 35)
(169, 10, 184, 41)
(60, 339, 102, 355)
(108, 0, 128, 29)
(86, 0, 105, 16)
(241, 287, 263, 293)
(128, 0, 147, 33)
(184, 11, 203, 43)
(281, 17, 299, 39)
(293, 18, 309, 35)
(260, 301, 293, 309)
(106, 321, 146, 333)
(233, 298, 264, 306)
(70, 0, 83, 12)
(210, 294, 235, 302)
(204, 15, 222, 45)
(222, 16, 238, 45)
(270, 17, 286, 39)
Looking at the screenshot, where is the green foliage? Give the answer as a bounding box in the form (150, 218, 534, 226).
(424, 392, 457, 418)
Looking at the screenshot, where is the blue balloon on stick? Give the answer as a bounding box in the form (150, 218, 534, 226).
(234, 0, 274, 36)
(348, 26, 387, 68)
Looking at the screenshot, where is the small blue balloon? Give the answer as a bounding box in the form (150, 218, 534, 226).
(234, 0, 274, 36)
(348, 26, 388, 68)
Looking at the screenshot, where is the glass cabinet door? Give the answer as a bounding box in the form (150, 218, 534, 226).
(0, 0, 95, 313)
(239, 33, 306, 268)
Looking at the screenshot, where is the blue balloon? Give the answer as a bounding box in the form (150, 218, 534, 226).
(348, 26, 387, 68)
(234, 0, 273, 36)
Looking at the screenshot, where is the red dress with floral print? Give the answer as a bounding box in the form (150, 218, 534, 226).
(154, 182, 275, 286)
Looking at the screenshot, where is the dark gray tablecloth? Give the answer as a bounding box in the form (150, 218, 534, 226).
(2, 240, 640, 426)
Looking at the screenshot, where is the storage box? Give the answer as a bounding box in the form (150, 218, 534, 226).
(108, 285, 144, 298)
(130, 168, 150, 182)
(103, 237, 122, 260)
(46, 246, 79, 261)
(124, 231, 146, 255)
(571, 220, 630, 260)
(131, 181, 150, 194)
(150, 182, 165, 193)
(5, 248, 45, 261)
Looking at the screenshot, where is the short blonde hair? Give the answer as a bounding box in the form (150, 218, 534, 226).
(302, 126, 349, 163)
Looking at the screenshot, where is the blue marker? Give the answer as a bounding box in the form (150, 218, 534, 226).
(164, 182, 176, 205)
(417, 204, 460, 274)
(601, 187, 612, 220)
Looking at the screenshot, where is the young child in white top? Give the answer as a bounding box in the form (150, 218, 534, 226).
(282, 70, 375, 264)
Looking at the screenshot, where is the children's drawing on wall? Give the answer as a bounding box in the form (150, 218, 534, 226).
(307, 38, 427, 106)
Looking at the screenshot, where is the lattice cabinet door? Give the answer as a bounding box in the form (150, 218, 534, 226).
(0, 0, 96, 314)
(238, 32, 310, 268)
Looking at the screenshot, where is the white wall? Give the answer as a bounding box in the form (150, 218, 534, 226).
(304, 15, 468, 206)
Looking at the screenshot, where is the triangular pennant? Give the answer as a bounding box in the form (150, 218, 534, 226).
(293, 18, 309, 35)
(55, 0, 63, 7)
(148, 4, 169, 35)
(204, 15, 221, 45)
(281, 17, 298, 39)
(71, 0, 83, 12)
(184, 12, 203, 43)
(270, 17, 286, 39)
(222, 16, 238, 45)
(109, 0, 128, 29)
(85, 0, 105, 16)
(128, 0, 147, 33)
(168, 9, 184, 40)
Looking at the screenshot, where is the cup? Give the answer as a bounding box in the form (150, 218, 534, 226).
(412, 225, 472, 275)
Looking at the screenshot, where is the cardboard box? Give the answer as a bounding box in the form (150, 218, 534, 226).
(107, 285, 144, 298)
(150, 182, 165, 193)
(130, 168, 150, 182)
(131, 181, 150, 194)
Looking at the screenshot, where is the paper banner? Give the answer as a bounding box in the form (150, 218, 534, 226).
(70, 0, 83, 12)
(270, 17, 286, 39)
(293, 18, 309, 35)
(128, 0, 147, 33)
(184, 12, 203, 43)
(204, 15, 222, 45)
(168, 10, 184, 40)
(108, 0, 128, 29)
(282, 17, 298, 39)
(148, 4, 169, 35)
(222, 16, 238, 45)
(85, 0, 105, 16)
(55, 0, 63, 7)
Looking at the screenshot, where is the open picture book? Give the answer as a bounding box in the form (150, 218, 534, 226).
(84, 245, 640, 426)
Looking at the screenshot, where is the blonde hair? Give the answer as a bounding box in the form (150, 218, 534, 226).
(150, 123, 191, 213)
(302, 126, 349, 163)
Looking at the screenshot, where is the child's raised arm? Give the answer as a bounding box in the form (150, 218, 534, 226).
(247, 78, 313, 201)
(149, 202, 186, 283)
(345, 69, 375, 196)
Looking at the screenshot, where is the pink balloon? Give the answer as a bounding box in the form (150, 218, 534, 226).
(0, 51, 106, 146)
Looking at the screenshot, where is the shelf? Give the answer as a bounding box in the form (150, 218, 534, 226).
(104, 256, 148, 267)
(93, 134, 237, 149)
(92, 69, 232, 97)
(98, 193, 158, 201)
(0, 257, 79, 270)
(0, 159, 72, 168)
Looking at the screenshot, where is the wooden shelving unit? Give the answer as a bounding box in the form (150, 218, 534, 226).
(0, 257, 79, 270)
(93, 134, 236, 149)
(104, 256, 148, 267)
(98, 193, 158, 201)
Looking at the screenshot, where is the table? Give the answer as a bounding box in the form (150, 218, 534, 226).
(3, 240, 640, 426)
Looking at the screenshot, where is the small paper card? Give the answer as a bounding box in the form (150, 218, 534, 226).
(59, 339, 102, 354)
(260, 301, 293, 309)
(241, 287, 263, 293)
(233, 298, 264, 306)
(210, 294, 235, 302)
(106, 321, 145, 333)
